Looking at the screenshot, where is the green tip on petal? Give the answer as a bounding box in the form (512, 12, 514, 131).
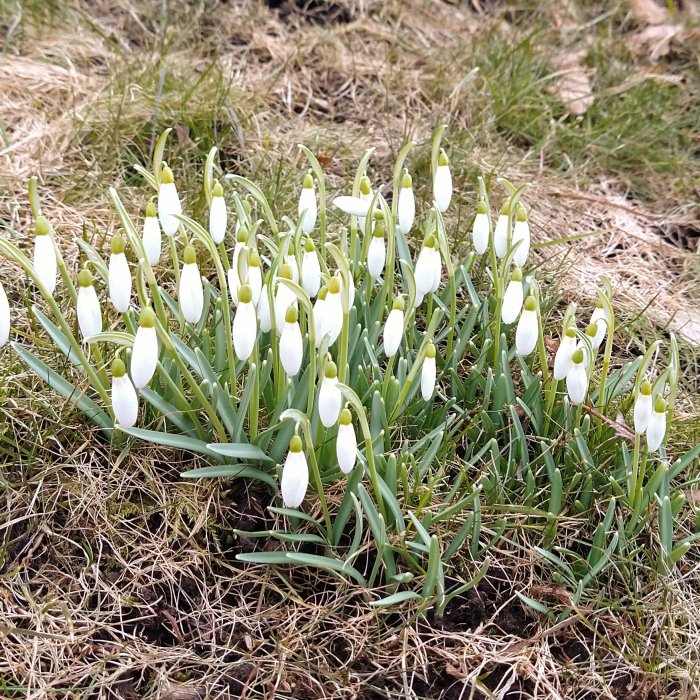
(585, 322, 597, 337)
(285, 305, 298, 324)
(304, 238, 315, 253)
(595, 299, 604, 309)
(426, 342, 436, 359)
(500, 202, 510, 215)
(339, 407, 352, 425)
(318, 285, 328, 300)
(516, 202, 528, 222)
(290, 434, 303, 453)
(424, 233, 437, 249)
(279, 263, 293, 280)
(287, 241, 295, 256)
(161, 165, 174, 184)
(212, 180, 224, 197)
(438, 149, 449, 167)
(511, 267, 523, 282)
(565, 327, 577, 338)
(392, 296, 405, 311)
(324, 360, 338, 379)
(401, 171, 412, 189)
(303, 172, 314, 189)
(360, 176, 371, 196)
(36, 215, 50, 236)
(183, 245, 197, 265)
(111, 233, 126, 255)
(572, 348, 584, 364)
(145, 201, 157, 218)
(524, 296, 537, 312)
(328, 276, 340, 294)
(248, 248, 261, 266)
(640, 378, 652, 396)
(654, 395, 667, 413)
(78, 269, 93, 287)
(112, 358, 126, 378)
(476, 199, 488, 215)
(238, 284, 253, 304)
(140, 307, 156, 328)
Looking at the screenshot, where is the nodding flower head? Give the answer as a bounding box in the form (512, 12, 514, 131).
(131, 307, 158, 389)
(157, 164, 182, 237)
(512, 202, 530, 268)
(515, 295, 538, 357)
(433, 149, 452, 213)
(633, 378, 653, 435)
(554, 327, 577, 380)
(383, 296, 405, 358)
(322, 276, 343, 346)
(111, 357, 138, 428)
(590, 300, 608, 349)
(108, 233, 131, 313)
(501, 267, 524, 325)
(421, 342, 437, 400)
(646, 395, 667, 453)
(142, 201, 162, 266)
(398, 169, 415, 235)
(337, 407, 358, 474)
(209, 179, 228, 244)
(33, 215, 57, 294)
(472, 199, 490, 255)
(232, 283, 257, 362)
(319, 360, 342, 427)
(274, 263, 298, 333)
(280, 305, 303, 378)
(281, 433, 309, 509)
(179, 245, 204, 324)
(566, 347, 588, 405)
(415, 233, 441, 297)
(298, 171, 317, 234)
(76, 268, 103, 340)
(301, 237, 321, 298)
(367, 213, 386, 281)
(494, 201, 510, 259)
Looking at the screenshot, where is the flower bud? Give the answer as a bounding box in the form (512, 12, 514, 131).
(383, 297, 405, 357)
(281, 434, 309, 508)
(108, 233, 131, 313)
(337, 408, 358, 474)
(472, 200, 490, 255)
(280, 305, 303, 378)
(179, 245, 204, 324)
(131, 308, 158, 388)
(433, 149, 452, 213)
(367, 222, 386, 281)
(298, 172, 317, 234)
(209, 180, 227, 244)
(33, 216, 57, 294)
(77, 269, 102, 340)
(501, 268, 524, 325)
(633, 378, 653, 435)
(232, 284, 257, 362)
(515, 296, 538, 356)
(300, 238, 321, 298)
(319, 361, 342, 427)
(142, 202, 162, 266)
(494, 202, 510, 259)
(421, 343, 437, 400)
(566, 348, 588, 405)
(111, 357, 138, 427)
(398, 170, 415, 235)
(157, 165, 182, 237)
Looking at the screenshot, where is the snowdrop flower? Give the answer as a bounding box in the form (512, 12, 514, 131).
(646, 396, 667, 453)
(579, 322, 598, 369)
(633, 379, 653, 435)
(157, 165, 182, 237)
(512, 203, 530, 268)
(421, 342, 437, 401)
(367, 215, 386, 281)
(76, 269, 102, 340)
(273, 263, 297, 333)
(323, 276, 343, 346)
(179, 245, 204, 324)
(232, 284, 257, 362)
(383, 296, 405, 358)
(472, 199, 490, 255)
(247, 248, 263, 305)
(142, 201, 162, 266)
(358, 175, 373, 235)
(590, 301, 608, 349)
(333, 195, 371, 218)
(0, 279, 9, 347)
(566, 348, 588, 405)
(433, 149, 452, 213)
(415, 234, 441, 297)
(284, 241, 299, 285)
(281, 434, 309, 508)
(337, 408, 358, 474)
(515, 296, 538, 356)
(258, 283, 272, 333)
(301, 238, 321, 298)
(209, 180, 227, 244)
(313, 285, 328, 348)
(131, 307, 158, 389)
(298, 171, 317, 234)
(111, 358, 138, 428)
(553, 328, 577, 381)
(319, 360, 342, 427)
(501, 267, 524, 325)
(33, 215, 57, 295)
(280, 306, 303, 378)
(108, 233, 131, 313)
(228, 228, 249, 306)
(398, 170, 415, 235)
(494, 202, 510, 259)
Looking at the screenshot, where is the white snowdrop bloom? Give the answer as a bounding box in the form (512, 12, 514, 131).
(281, 434, 309, 509)
(258, 283, 272, 333)
(247, 249, 263, 305)
(367, 226, 386, 281)
(646, 396, 667, 453)
(313, 286, 328, 348)
(111, 358, 138, 428)
(209, 180, 227, 244)
(428, 246, 442, 293)
(515, 296, 538, 356)
(131, 307, 159, 389)
(319, 361, 342, 428)
(280, 306, 303, 378)
(415, 234, 439, 297)
(232, 284, 257, 362)
(421, 343, 437, 401)
(511, 203, 531, 268)
(228, 230, 249, 306)
(323, 277, 343, 346)
(337, 408, 358, 475)
(578, 323, 598, 370)
(298, 172, 317, 234)
(274, 263, 297, 334)
(358, 176, 373, 235)
(433, 149, 452, 213)
(179, 245, 204, 324)
(0, 279, 10, 347)
(157, 165, 182, 237)
(301, 238, 321, 298)
(472, 200, 490, 255)
(333, 195, 371, 218)
(76, 269, 102, 340)
(108, 233, 131, 313)
(590, 303, 608, 349)
(501, 268, 524, 325)
(566, 349, 588, 405)
(142, 202, 162, 266)
(553, 328, 577, 381)
(398, 170, 415, 235)
(494, 203, 510, 259)
(33, 216, 57, 295)
(633, 379, 653, 435)
(383, 297, 405, 358)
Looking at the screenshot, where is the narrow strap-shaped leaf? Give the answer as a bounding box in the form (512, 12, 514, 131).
(139, 387, 198, 436)
(31, 306, 81, 367)
(119, 426, 222, 459)
(206, 442, 273, 463)
(181, 464, 276, 489)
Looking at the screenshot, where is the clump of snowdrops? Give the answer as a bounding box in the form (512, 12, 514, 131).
(1, 127, 696, 610)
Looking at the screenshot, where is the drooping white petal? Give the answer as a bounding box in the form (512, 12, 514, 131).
(421, 356, 436, 401)
(494, 214, 509, 259)
(313, 297, 327, 348)
(414, 248, 434, 296)
(319, 376, 342, 427)
(566, 363, 588, 405)
(34, 234, 57, 294)
(512, 219, 530, 268)
(142, 215, 162, 266)
(590, 307, 607, 349)
(158, 181, 182, 237)
(258, 284, 272, 333)
(472, 212, 489, 254)
(501, 280, 524, 325)
(131, 326, 158, 389)
(433, 165, 452, 213)
(298, 186, 317, 234)
(281, 450, 309, 508)
(633, 393, 653, 435)
(323, 291, 343, 346)
(112, 374, 138, 427)
(0, 280, 10, 347)
(333, 196, 371, 217)
(301, 250, 321, 298)
(280, 321, 303, 377)
(337, 423, 358, 474)
(179, 262, 204, 324)
(414, 291, 425, 308)
(367, 236, 386, 280)
(515, 309, 538, 356)
(646, 409, 666, 453)
(553, 334, 577, 381)
(232, 301, 257, 362)
(274, 283, 297, 334)
(108, 253, 131, 313)
(77, 285, 102, 339)
(398, 186, 415, 235)
(209, 196, 227, 244)
(383, 308, 404, 357)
